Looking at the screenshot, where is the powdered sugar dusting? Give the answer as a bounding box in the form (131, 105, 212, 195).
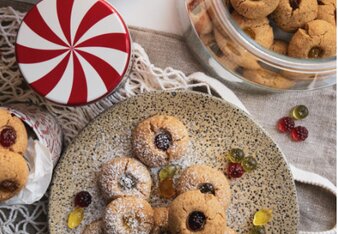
(119, 174, 136, 190)
(98, 157, 152, 200)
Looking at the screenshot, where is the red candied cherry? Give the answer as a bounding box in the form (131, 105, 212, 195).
(227, 163, 244, 179)
(290, 126, 308, 141)
(277, 117, 295, 133)
(74, 191, 92, 208)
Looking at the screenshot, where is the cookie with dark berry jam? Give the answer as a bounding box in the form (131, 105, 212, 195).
(177, 165, 231, 210)
(168, 190, 226, 234)
(0, 150, 29, 201)
(0, 108, 28, 154)
(132, 115, 189, 167)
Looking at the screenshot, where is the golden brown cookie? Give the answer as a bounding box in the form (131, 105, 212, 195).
(205, 0, 227, 36)
(133, 115, 189, 168)
(0, 108, 28, 155)
(282, 70, 317, 80)
(168, 190, 226, 234)
(98, 157, 152, 201)
(288, 20, 336, 59)
(230, 0, 279, 19)
(103, 196, 154, 234)
(214, 52, 239, 72)
(200, 33, 216, 46)
(243, 69, 295, 89)
(271, 0, 318, 32)
(0, 109, 12, 127)
(188, 0, 213, 35)
(201, 33, 238, 71)
(214, 29, 260, 69)
(82, 220, 104, 234)
(151, 207, 169, 234)
(0, 150, 29, 202)
(270, 40, 288, 55)
(317, 0, 336, 25)
(231, 12, 274, 49)
(177, 165, 231, 209)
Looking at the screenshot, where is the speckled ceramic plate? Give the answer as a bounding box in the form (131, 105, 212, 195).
(49, 91, 299, 233)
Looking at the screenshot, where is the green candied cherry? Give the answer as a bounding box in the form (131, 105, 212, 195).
(250, 225, 266, 234)
(159, 165, 177, 182)
(226, 148, 245, 163)
(290, 105, 309, 120)
(241, 156, 258, 172)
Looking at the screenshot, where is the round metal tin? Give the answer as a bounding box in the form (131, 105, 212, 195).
(16, 0, 131, 106)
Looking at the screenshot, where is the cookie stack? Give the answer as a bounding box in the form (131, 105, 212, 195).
(0, 108, 29, 202)
(82, 115, 237, 234)
(85, 156, 154, 234)
(168, 165, 235, 234)
(188, 0, 336, 88)
(87, 162, 235, 234)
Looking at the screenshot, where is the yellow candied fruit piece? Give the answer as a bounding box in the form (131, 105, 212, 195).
(68, 207, 84, 229)
(253, 209, 273, 226)
(159, 177, 176, 199)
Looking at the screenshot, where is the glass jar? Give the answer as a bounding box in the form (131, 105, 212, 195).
(178, 0, 336, 91)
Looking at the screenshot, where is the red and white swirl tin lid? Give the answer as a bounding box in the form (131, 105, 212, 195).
(16, 0, 131, 106)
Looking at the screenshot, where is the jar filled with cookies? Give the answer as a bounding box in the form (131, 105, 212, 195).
(178, 0, 336, 91)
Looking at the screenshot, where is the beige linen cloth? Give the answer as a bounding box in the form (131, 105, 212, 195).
(0, 0, 336, 233)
